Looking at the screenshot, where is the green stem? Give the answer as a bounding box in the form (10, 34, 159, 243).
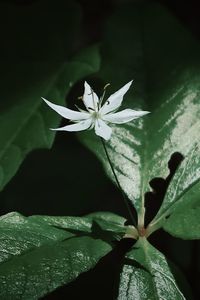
(100, 137, 137, 226)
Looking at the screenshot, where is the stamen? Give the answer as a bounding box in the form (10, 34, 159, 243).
(90, 87, 96, 112)
(103, 83, 110, 90)
(88, 107, 95, 111)
(78, 96, 83, 100)
(99, 83, 111, 107)
(75, 104, 84, 112)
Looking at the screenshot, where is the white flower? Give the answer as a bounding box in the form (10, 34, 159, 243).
(42, 80, 149, 141)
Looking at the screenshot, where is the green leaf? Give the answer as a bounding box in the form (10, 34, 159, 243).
(160, 181, 200, 239)
(149, 160, 200, 235)
(118, 238, 186, 300)
(0, 212, 112, 299)
(0, 0, 100, 191)
(163, 207, 200, 239)
(30, 211, 130, 240)
(78, 2, 200, 227)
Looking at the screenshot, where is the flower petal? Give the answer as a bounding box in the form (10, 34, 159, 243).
(42, 97, 90, 121)
(103, 109, 150, 124)
(100, 80, 133, 115)
(83, 81, 99, 112)
(95, 119, 112, 140)
(51, 118, 93, 132)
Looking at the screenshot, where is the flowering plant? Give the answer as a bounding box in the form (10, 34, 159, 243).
(42, 81, 149, 140)
(0, 1, 199, 299)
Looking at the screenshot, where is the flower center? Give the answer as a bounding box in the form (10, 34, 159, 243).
(92, 111, 100, 120)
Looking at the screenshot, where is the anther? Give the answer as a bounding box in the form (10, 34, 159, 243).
(103, 83, 110, 90)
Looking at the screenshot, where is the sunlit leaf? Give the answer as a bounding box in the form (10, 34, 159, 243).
(0, 212, 112, 299)
(163, 187, 200, 239)
(118, 238, 186, 300)
(79, 2, 200, 230)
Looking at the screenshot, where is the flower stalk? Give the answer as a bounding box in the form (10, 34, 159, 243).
(100, 137, 137, 226)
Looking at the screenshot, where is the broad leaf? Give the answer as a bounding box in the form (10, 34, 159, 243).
(149, 144, 200, 231)
(163, 185, 200, 239)
(30, 211, 136, 241)
(163, 207, 200, 239)
(79, 2, 200, 229)
(118, 238, 186, 300)
(0, 0, 100, 191)
(0, 212, 112, 299)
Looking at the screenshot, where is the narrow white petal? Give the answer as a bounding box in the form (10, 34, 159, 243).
(95, 119, 112, 140)
(51, 118, 93, 132)
(100, 80, 133, 115)
(83, 81, 99, 111)
(42, 97, 90, 121)
(103, 109, 150, 124)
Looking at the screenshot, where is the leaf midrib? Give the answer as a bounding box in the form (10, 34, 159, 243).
(139, 7, 151, 221)
(142, 239, 160, 300)
(141, 239, 185, 300)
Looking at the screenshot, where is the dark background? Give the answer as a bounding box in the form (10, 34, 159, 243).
(0, 0, 200, 299)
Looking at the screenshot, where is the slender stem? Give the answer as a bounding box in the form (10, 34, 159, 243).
(100, 138, 137, 226)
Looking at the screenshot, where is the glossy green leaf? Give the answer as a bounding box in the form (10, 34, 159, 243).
(118, 238, 186, 300)
(0, 212, 112, 299)
(30, 211, 132, 240)
(0, 0, 100, 194)
(163, 195, 200, 239)
(149, 157, 200, 235)
(164, 207, 200, 239)
(79, 3, 200, 228)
